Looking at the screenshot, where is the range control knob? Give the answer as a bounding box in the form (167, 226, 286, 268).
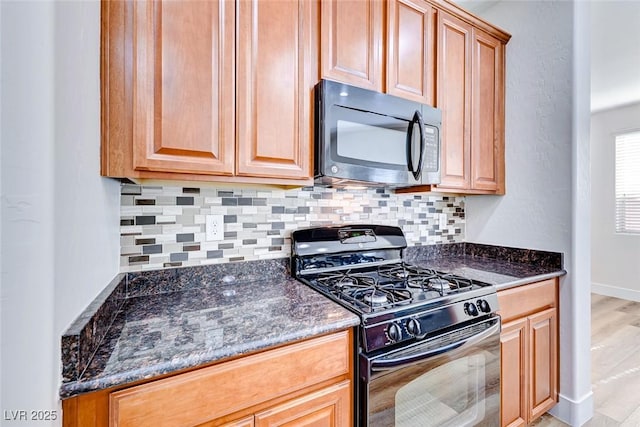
(406, 318, 421, 336)
(464, 302, 479, 317)
(477, 299, 491, 313)
(386, 323, 402, 343)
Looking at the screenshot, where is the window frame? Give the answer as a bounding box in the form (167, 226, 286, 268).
(614, 129, 640, 235)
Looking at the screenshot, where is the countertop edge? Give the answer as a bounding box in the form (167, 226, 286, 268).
(493, 270, 567, 291)
(59, 315, 359, 399)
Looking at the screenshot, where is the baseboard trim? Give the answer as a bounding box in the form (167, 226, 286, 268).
(548, 391, 594, 426)
(592, 282, 640, 302)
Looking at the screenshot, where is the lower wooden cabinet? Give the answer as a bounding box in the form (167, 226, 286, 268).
(219, 416, 255, 427)
(211, 381, 350, 427)
(498, 279, 558, 427)
(62, 330, 353, 427)
(500, 318, 528, 427)
(254, 380, 350, 426)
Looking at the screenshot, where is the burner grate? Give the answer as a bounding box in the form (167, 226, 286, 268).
(307, 262, 487, 314)
(315, 271, 413, 311)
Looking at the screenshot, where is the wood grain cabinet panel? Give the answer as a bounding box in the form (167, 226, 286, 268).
(436, 11, 472, 190)
(387, 0, 436, 105)
(435, 10, 508, 195)
(109, 331, 350, 427)
(101, 0, 315, 184)
(529, 308, 558, 421)
(254, 380, 351, 427)
(471, 28, 505, 193)
(500, 318, 528, 427)
(320, 0, 383, 91)
(131, 0, 235, 175)
(498, 280, 559, 427)
(236, 0, 315, 179)
(217, 416, 255, 427)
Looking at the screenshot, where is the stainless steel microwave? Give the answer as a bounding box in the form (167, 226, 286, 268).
(315, 79, 441, 188)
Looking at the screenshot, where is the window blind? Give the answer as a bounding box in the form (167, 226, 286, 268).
(615, 131, 640, 234)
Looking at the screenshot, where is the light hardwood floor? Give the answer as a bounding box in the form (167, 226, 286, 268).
(530, 294, 640, 427)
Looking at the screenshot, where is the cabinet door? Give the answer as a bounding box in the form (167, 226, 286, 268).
(471, 28, 505, 193)
(436, 11, 472, 190)
(254, 381, 351, 427)
(387, 0, 436, 104)
(500, 318, 528, 427)
(132, 0, 235, 175)
(320, 0, 383, 91)
(236, 0, 315, 179)
(528, 308, 558, 421)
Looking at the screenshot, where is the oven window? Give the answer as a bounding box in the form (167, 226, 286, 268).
(368, 345, 500, 427)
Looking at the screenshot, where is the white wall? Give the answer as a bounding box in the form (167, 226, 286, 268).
(590, 1, 640, 112)
(0, 1, 120, 425)
(591, 102, 640, 301)
(1, 1, 56, 422)
(465, 1, 593, 425)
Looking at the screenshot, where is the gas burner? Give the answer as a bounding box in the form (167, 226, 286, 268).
(363, 290, 389, 305)
(316, 272, 378, 290)
(379, 264, 440, 281)
(428, 277, 453, 291)
(378, 265, 409, 279)
(352, 285, 413, 310)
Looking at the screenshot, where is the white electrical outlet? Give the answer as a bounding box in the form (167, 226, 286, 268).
(205, 214, 224, 241)
(439, 213, 448, 227)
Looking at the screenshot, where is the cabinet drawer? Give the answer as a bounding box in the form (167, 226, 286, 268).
(497, 279, 557, 323)
(109, 331, 351, 427)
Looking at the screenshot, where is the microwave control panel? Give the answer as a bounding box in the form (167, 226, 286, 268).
(423, 125, 439, 172)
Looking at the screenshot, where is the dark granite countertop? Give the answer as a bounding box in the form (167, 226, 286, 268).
(60, 259, 359, 399)
(60, 242, 564, 399)
(404, 242, 566, 290)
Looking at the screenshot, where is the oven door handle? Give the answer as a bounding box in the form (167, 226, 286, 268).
(370, 319, 500, 371)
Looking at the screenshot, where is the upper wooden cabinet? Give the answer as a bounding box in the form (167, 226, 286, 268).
(435, 11, 472, 190)
(471, 28, 505, 192)
(103, 0, 510, 190)
(320, 0, 384, 92)
(130, 0, 235, 176)
(101, 0, 316, 185)
(387, 0, 437, 105)
(236, 0, 315, 179)
(435, 10, 507, 194)
(321, 0, 510, 194)
(320, 0, 436, 105)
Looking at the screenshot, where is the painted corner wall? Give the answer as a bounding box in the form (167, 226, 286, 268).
(464, 1, 594, 425)
(591, 102, 640, 300)
(464, 1, 573, 251)
(0, 1, 120, 425)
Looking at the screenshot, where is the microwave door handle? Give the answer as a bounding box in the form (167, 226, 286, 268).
(406, 110, 425, 180)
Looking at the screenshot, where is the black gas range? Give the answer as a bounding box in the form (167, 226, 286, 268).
(291, 224, 501, 426)
(291, 224, 499, 353)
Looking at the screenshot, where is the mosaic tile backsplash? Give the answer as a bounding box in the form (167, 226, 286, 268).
(120, 184, 465, 272)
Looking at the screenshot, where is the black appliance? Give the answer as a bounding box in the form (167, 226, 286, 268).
(315, 79, 441, 188)
(291, 225, 501, 426)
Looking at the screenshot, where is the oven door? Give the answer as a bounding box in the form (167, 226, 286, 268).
(360, 316, 501, 427)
